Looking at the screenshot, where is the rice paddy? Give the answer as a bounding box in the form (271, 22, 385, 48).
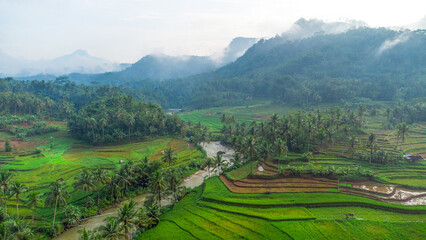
(0, 124, 203, 228)
(141, 177, 426, 239)
(140, 103, 426, 239)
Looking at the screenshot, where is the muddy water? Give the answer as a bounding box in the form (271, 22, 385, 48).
(348, 181, 426, 205)
(351, 183, 395, 194)
(55, 141, 229, 240)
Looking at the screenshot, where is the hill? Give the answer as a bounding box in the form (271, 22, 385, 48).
(171, 26, 426, 108)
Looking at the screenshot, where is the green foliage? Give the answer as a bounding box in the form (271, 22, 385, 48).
(4, 139, 12, 152)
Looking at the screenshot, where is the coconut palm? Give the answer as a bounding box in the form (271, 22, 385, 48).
(230, 153, 242, 167)
(258, 140, 273, 162)
(74, 168, 95, 207)
(367, 133, 377, 164)
(215, 153, 224, 174)
(166, 168, 183, 203)
(396, 122, 409, 150)
(92, 168, 111, 205)
(118, 200, 138, 239)
(245, 136, 256, 161)
(9, 182, 27, 218)
(0, 170, 15, 216)
(205, 158, 214, 177)
(44, 180, 71, 229)
(149, 170, 167, 208)
(25, 192, 42, 225)
(97, 216, 126, 240)
(79, 228, 101, 240)
(274, 138, 287, 158)
(162, 148, 177, 167)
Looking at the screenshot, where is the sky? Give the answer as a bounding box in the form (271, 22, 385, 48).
(0, 0, 425, 63)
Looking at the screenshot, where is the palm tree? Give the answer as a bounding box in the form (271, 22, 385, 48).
(126, 113, 136, 139)
(162, 148, 177, 167)
(245, 136, 256, 161)
(44, 180, 71, 229)
(79, 228, 101, 240)
(205, 158, 214, 177)
(116, 168, 132, 198)
(166, 168, 183, 203)
(97, 216, 126, 240)
(230, 153, 242, 167)
(274, 138, 287, 158)
(258, 141, 273, 162)
(9, 182, 27, 218)
(0, 170, 15, 216)
(396, 122, 409, 150)
(25, 192, 42, 225)
(118, 200, 138, 239)
(74, 168, 94, 207)
(215, 153, 224, 174)
(348, 135, 358, 155)
(149, 170, 167, 208)
(92, 168, 111, 206)
(367, 133, 377, 164)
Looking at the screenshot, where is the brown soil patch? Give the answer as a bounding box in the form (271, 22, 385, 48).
(220, 175, 337, 194)
(47, 121, 67, 126)
(0, 139, 43, 151)
(251, 115, 269, 120)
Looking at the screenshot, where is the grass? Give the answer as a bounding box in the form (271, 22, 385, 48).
(202, 177, 426, 212)
(0, 128, 204, 227)
(225, 161, 258, 180)
(140, 177, 426, 239)
(198, 201, 314, 220)
(179, 101, 297, 133)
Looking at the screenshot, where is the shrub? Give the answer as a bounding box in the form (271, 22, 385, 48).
(4, 140, 12, 152)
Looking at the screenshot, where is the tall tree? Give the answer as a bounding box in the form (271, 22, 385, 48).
(74, 168, 95, 207)
(166, 168, 183, 203)
(92, 168, 110, 206)
(25, 192, 42, 225)
(149, 170, 167, 209)
(205, 158, 214, 177)
(396, 122, 409, 150)
(9, 182, 27, 218)
(117, 200, 138, 240)
(44, 181, 71, 229)
(162, 148, 177, 167)
(0, 170, 14, 216)
(215, 153, 224, 174)
(97, 216, 126, 240)
(367, 133, 377, 164)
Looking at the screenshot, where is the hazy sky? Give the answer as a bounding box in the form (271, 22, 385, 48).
(0, 0, 425, 62)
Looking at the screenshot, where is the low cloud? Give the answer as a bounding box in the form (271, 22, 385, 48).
(377, 32, 411, 55)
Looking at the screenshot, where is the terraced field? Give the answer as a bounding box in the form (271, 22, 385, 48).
(179, 102, 297, 133)
(141, 177, 426, 239)
(0, 127, 203, 227)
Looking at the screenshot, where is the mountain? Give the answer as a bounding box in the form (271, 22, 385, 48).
(66, 37, 257, 84)
(0, 49, 124, 77)
(156, 20, 426, 108)
(218, 37, 258, 65)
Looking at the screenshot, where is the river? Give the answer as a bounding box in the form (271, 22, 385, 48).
(54, 141, 231, 240)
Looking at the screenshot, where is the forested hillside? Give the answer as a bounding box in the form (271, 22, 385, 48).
(179, 28, 426, 108)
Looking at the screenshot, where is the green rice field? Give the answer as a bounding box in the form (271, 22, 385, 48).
(141, 177, 426, 239)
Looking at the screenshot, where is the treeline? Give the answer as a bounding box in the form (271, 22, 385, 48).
(153, 28, 426, 109)
(220, 106, 364, 157)
(67, 95, 209, 144)
(0, 154, 193, 239)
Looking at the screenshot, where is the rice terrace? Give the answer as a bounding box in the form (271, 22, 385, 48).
(1, 2, 426, 239)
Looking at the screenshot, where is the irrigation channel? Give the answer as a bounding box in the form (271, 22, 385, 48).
(54, 141, 234, 240)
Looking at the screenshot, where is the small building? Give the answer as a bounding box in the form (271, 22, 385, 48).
(404, 154, 424, 162)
